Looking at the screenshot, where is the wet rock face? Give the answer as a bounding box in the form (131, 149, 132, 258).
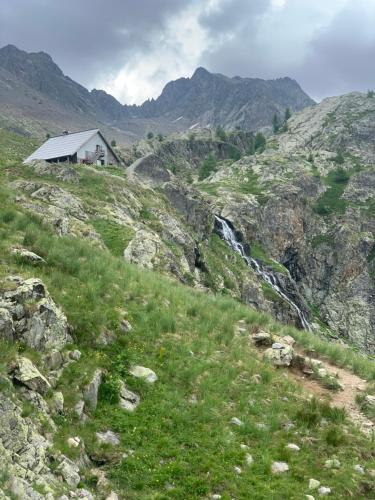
(0, 276, 72, 351)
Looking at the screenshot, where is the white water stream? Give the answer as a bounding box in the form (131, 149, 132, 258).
(215, 215, 311, 330)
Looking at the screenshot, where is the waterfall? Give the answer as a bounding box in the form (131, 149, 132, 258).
(214, 215, 311, 331)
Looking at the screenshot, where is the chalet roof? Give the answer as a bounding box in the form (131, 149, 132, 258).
(24, 129, 120, 163)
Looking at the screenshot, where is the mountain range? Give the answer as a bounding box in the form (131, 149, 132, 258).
(0, 44, 314, 143)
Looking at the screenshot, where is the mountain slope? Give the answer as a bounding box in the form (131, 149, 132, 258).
(133, 67, 315, 130)
(0, 45, 314, 142)
(0, 139, 374, 498)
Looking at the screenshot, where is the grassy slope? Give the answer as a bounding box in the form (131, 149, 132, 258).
(1, 166, 375, 499)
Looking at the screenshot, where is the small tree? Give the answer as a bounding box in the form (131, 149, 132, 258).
(216, 126, 227, 141)
(46, 133, 51, 140)
(110, 139, 117, 147)
(272, 113, 280, 134)
(307, 152, 314, 163)
(157, 133, 164, 142)
(146, 131, 154, 140)
(367, 90, 374, 98)
(198, 154, 217, 180)
(284, 107, 291, 121)
(254, 132, 266, 152)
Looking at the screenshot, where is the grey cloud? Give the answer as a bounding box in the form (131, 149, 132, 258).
(0, 0, 191, 86)
(294, 3, 375, 98)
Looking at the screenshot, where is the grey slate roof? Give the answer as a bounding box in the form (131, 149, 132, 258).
(24, 129, 115, 163)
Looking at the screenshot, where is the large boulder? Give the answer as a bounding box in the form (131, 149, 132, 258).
(0, 276, 71, 351)
(10, 356, 51, 395)
(264, 343, 294, 367)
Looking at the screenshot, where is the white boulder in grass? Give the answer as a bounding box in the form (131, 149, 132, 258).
(285, 443, 300, 452)
(129, 365, 158, 383)
(318, 486, 331, 496)
(271, 461, 289, 473)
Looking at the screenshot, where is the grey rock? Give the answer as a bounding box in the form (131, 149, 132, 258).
(318, 486, 331, 496)
(119, 381, 140, 412)
(129, 365, 157, 383)
(69, 349, 81, 361)
(11, 247, 45, 263)
(10, 356, 51, 395)
(264, 344, 294, 367)
(251, 331, 273, 346)
(0, 277, 71, 351)
(56, 457, 80, 487)
(230, 417, 243, 426)
(51, 391, 64, 414)
(83, 369, 102, 409)
(271, 461, 289, 473)
(309, 479, 321, 490)
(44, 350, 64, 371)
(96, 430, 120, 446)
(0, 307, 14, 341)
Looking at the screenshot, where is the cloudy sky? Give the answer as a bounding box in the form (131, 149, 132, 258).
(1, 0, 374, 104)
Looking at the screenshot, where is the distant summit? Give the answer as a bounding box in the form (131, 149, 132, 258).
(0, 45, 314, 141)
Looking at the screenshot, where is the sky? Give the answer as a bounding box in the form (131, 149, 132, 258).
(0, 0, 374, 104)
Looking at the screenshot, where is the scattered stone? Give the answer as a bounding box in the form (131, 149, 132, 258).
(74, 400, 85, 419)
(353, 464, 365, 474)
(69, 350, 81, 361)
(120, 319, 133, 332)
(318, 486, 331, 496)
(282, 335, 296, 346)
(255, 422, 268, 430)
(230, 417, 243, 426)
(305, 496, 315, 500)
(251, 374, 262, 384)
(211, 495, 222, 499)
(51, 391, 64, 414)
(67, 437, 81, 448)
(10, 356, 51, 395)
(106, 493, 119, 500)
(129, 365, 157, 383)
(83, 369, 102, 409)
(11, 248, 45, 264)
(309, 479, 321, 490)
(97, 329, 117, 346)
(309, 358, 323, 368)
(264, 343, 294, 367)
(245, 453, 254, 466)
(240, 443, 249, 450)
(44, 350, 64, 371)
(119, 381, 140, 412)
(271, 461, 289, 474)
(234, 466, 242, 474)
(96, 430, 120, 446)
(317, 368, 328, 378)
(285, 443, 300, 452)
(251, 331, 273, 346)
(324, 459, 340, 469)
(365, 395, 375, 407)
(56, 458, 80, 487)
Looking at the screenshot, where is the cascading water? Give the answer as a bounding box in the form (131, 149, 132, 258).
(214, 215, 311, 331)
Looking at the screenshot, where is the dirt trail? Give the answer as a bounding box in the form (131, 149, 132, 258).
(245, 325, 374, 435)
(296, 357, 374, 435)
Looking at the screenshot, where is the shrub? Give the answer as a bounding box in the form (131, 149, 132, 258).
(198, 154, 217, 180)
(146, 132, 154, 140)
(254, 132, 266, 152)
(215, 126, 226, 141)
